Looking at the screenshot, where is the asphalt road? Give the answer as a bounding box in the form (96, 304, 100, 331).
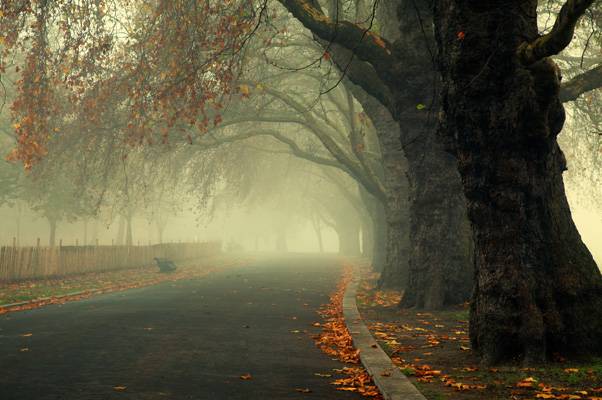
(0, 254, 362, 400)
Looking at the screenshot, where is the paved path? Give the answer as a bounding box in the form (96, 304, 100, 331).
(0, 255, 362, 400)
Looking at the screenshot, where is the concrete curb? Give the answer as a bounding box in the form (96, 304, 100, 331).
(343, 264, 427, 400)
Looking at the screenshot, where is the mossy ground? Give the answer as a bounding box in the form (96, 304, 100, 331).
(357, 272, 601, 400)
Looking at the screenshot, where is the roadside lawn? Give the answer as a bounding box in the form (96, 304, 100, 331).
(0, 254, 246, 313)
(357, 272, 601, 400)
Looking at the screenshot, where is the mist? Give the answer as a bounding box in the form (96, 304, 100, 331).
(1, 1, 601, 399)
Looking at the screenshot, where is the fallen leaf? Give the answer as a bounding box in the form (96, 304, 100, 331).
(240, 373, 252, 380)
(113, 386, 127, 391)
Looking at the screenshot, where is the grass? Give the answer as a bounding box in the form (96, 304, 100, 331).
(0, 255, 243, 310)
(356, 272, 602, 400)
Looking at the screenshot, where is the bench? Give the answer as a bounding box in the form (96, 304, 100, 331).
(154, 257, 177, 273)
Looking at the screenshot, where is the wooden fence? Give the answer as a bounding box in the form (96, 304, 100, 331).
(0, 242, 221, 282)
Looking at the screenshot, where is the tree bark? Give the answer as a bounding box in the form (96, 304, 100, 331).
(400, 116, 473, 309)
(48, 217, 57, 247)
(156, 218, 167, 244)
(434, 0, 602, 363)
(361, 215, 374, 259)
(359, 186, 388, 271)
(336, 219, 361, 256)
(349, 87, 410, 287)
(116, 215, 125, 245)
(385, 0, 473, 309)
(83, 219, 88, 246)
(125, 215, 133, 246)
(370, 202, 387, 272)
(311, 213, 324, 253)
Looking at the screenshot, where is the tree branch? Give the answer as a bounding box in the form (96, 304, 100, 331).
(518, 0, 596, 65)
(276, 0, 395, 81)
(194, 128, 348, 174)
(560, 64, 602, 102)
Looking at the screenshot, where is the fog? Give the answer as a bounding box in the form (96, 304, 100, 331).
(0, 1, 601, 396)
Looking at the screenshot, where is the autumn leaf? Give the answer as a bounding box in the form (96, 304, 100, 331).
(239, 84, 250, 96)
(240, 373, 252, 380)
(20, 333, 33, 337)
(457, 31, 466, 40)
(371, 34, 386, 49)
(112, 386, 127, 391)
(516, 377, 537, 388)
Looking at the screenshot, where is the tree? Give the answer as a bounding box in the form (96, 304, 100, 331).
(276, 0, 602, 362)
(433, 0, 602, 363)
(279, 0, 473, 307)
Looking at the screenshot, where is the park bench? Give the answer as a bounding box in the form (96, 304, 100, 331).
(154, 257, 177, 273)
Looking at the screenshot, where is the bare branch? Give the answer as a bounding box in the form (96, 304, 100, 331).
(518, 0, 596, 65)
(560, 64, 602, 102)
(276, 0, 395, 81)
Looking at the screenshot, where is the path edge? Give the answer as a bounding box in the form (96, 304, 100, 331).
(343, 263, 427, 400)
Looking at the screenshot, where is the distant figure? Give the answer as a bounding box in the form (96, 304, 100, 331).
(153, 257, 177, 273)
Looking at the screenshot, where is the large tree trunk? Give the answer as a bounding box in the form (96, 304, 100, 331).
(384, 0, 473, 309)
(83, 219, 88, 246)
(125, 215, 133, 246)
(370, 202, 387, 272)
(15, 203, 22, 246)
(156, 218, 167, 244)
(311, 213, 324, 252)
(400, 117, 473, 309)
(361, 215, 374, 259)
(359, 186, 388, 271)
(48, 217, 57, 247)
(434, 1, 602, 363)
(336, 219, 361, 256)
(352, 89, 411, 287)
(116, 215, 125, 245)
